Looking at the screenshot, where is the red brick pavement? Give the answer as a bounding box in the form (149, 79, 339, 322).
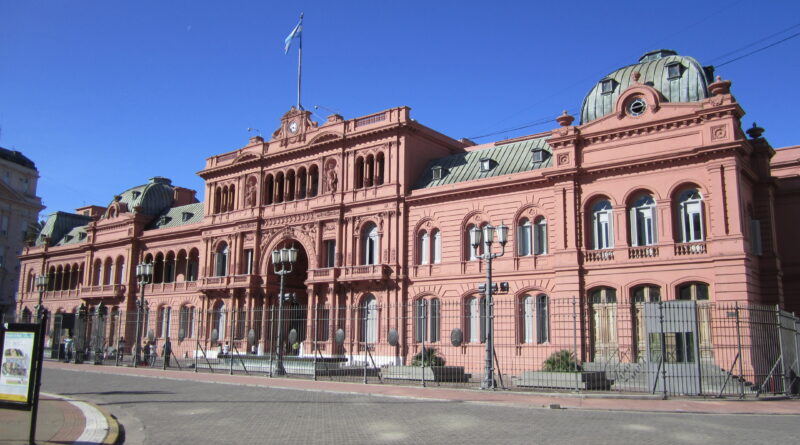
(44, 360, 800, 416)
(0, 394, 85, 445)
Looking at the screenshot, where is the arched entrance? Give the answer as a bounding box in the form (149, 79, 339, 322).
(266, 239, 310, 357)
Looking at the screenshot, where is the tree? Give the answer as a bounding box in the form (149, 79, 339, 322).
(24, 220, 45, 246)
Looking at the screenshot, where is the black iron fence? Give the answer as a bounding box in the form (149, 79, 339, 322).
(26, 298, 800, 397)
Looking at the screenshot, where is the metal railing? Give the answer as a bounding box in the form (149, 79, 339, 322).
(25, 298, 800, 397)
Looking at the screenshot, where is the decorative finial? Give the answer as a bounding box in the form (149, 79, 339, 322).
(632, 71, 641, 83)
(556, 110, 574, 127)
(746, 122, 764, 139)
(708, 75, 732, 96)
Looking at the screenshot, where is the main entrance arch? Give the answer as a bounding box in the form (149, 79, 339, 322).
(263, 237, 311, 357)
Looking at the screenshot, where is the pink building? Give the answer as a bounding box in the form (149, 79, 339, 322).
(16, 50, 800, 391)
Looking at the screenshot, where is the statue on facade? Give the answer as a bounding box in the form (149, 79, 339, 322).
(245, 179, 257, 207)
(326, 165, 338, 193)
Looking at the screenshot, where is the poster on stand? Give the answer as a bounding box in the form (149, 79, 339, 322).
(0, 325, 37, 405)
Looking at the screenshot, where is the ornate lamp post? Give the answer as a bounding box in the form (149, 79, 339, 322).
(34, 274, 49, 321)
(470, 223, 509, 390)
(271, 245, 298, 375)
(133, 262, 153, 367)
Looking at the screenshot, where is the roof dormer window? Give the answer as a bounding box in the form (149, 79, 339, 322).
(531, 147, 547, 164)
(432, 165, 445, 181)
(78, 232, 87, 240)
(182, 212, 193, 222)
(158, 215, 171, 226)
(601, 78, 615, 94)
(667, 62, 683, 80)
(479, 158, 495, 173)
(131, 191, 141, 199)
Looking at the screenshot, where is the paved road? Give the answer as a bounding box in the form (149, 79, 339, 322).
(43, 368, 798, 445)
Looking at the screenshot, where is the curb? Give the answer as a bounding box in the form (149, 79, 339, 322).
(42, 392, 120, 445)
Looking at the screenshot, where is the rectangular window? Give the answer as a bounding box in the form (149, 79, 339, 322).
(433, 231, 441, 264)
(1, 215, 8, 235)
(244, 249, 254, 274)
(536, 295, 549, 344)
(324, 240, 336, 268)
(750, 219, 762, 255)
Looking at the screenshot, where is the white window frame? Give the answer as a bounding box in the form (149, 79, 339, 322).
(678, 190, 704, 243)
(534, 217, 547, 255)
(418, 231, 429, 265)
(592, 200, 614, 250)
(432, 229, 441, 264)
(517, 219, 532, 256)
(363, 224, 380, 265)
(630, 194, 657, 246)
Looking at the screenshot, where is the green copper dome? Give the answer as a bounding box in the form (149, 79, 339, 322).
(580, 50, 714, 124)
(108, 176, 176, 216)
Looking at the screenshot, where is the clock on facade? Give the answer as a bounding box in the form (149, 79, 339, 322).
(289, 121, 299, 134)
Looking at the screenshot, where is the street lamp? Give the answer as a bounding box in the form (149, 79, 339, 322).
(271, 245, 298, 375)
(35, 274, 49, 322)
(470, 222, 509, 390)
(134, 262, 153, 367)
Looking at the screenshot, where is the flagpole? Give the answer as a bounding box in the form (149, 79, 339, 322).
(296, 13, 303, 110)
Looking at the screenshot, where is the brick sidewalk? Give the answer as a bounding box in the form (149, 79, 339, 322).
(44, 360, 800, 416)
(0, 395, 86, 445)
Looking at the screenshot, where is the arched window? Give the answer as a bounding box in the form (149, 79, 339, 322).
(418, 231, 429, 265)
(309, 165, 319, 197)
(414, 298, 441, 343)
(365, 155, 374, 187)
(228, 185, 235, 211)
(264, 174, 274, 205)
(212, 302, 225, 343)
(157, 306, 171, 338)
(275, 172, 285, 203)
(632, 285, 661, 303)
(360, 294, 378, 344)
(432, 229, 441, 264)
(534, 217, 548, 255)
(92, 260, 102, 286)
(376, 152, 385, 185)
(536, 294, 549, 344)
(215, 243, 228, 277)
(355, 157, 365, 189)
(677, 188, 704, 243)
(677, 282, 709, 300)
(297, 167, 307, 199)
(213, 187, 221, 213)
(286, 170, 296, 201)
(164, 252, 175, 283)
(186, 249, 199, 282)
(517, 218, 532, 256)
(465, 223, 484, 260)
(466, 296, 486, 343)
(362, 223, 379, 265)
(114, 257, 125, 285)
(589, 286, 617, 361)
(179, 305, 195, 339)
(591, 200, 614, 250)
(153, 253, 165, 284)
(630, 193, 657, 246)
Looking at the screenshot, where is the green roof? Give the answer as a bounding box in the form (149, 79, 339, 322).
(37, 212, 92, 246)
(55, 225, 89, 246)
(414, 136, 551, 189)
(147, 202, 204, 230)
(581, 50, 713, 124)
(108, 176, 176, 217)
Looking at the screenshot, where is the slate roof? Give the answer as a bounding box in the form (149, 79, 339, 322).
(413, 136, 552, 190)
(55, 225, 89, 246)
(581, 50, 713, 124)
(147, 202, 204, 230)
(36, 212, 92, 247)
(108, 176, 176, 217)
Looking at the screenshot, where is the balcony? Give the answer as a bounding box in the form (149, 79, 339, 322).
(306, 267, 340, 284)
(628, 246, 659, 259)
(144, 281, 199, 296)
(80, 284, 126, 298)
(583, 249, 615, 263)
(339, 264, 393, 282)
(674, 242, 707, 256)
(199, 274, 260, 291)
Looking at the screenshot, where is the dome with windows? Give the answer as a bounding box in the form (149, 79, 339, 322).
(580, 50, 715, 124)
(106, 176, 177, 217)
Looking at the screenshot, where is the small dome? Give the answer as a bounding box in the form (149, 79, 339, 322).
(107, 177, 176, 216)
(580, 50, 714, 124)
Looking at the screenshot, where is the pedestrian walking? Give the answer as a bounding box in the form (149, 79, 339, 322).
(117, 337, 125, 364)
(163, 337, 172, 367)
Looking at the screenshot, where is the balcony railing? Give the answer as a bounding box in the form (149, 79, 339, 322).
(675, 242, 707, 256)
(584, 249, 615, 263)
(628, 246, 659, 259)
(80, 284, 126, 298)
(199, 274, 259, 291)
(145, 281, 198, 295)
(306, 268, 340, 284)
(339, 264, 392, 282)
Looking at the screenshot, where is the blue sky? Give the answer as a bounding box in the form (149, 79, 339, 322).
(1, 1, 799, 218)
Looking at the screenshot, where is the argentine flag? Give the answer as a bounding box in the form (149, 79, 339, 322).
(284, 15, 303, 54)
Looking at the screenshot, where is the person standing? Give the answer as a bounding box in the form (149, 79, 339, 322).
(162, 337, 172, 367)
(117, 337, 125, 365)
